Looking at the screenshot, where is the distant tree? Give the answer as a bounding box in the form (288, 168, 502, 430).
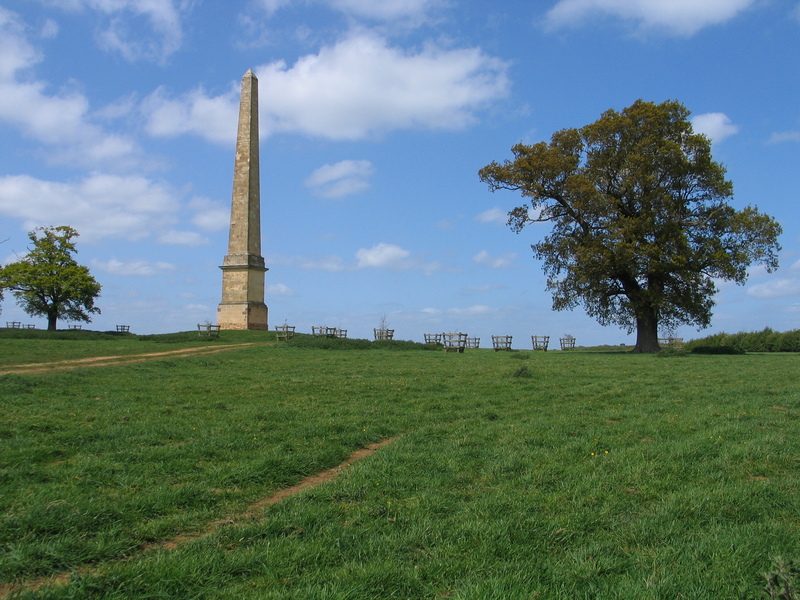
(0, 226, 101, 331)
(479, 99, 782, 353)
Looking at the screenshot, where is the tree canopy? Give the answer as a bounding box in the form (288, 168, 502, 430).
(479, 99, 782, 353)
(0, 226, 102, 331)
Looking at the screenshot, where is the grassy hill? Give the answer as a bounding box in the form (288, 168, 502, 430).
(1, 331, 798, 598)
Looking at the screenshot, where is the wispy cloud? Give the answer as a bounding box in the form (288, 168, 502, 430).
(0, 7, 142, 169)
(305, 160, 374, 198)
(253, 0, 445, 24)
(92, 258, 176, 276)
(746, 278, 800, 299)
(475, 207, 508, 225)
(268, 242, 445, 273)
(158, 229, 209, 246)
(416, 304, 495, 319)
(544, 0, 758, 36)
(267, 282, 295, 296)
(268, 253, 349, 272)
(473, 250, 517, 269)
(32, 0, 188, 62)
(464, 283, 506, 292)
(188, 197, 229, 232)
(767, 131, 800, 144)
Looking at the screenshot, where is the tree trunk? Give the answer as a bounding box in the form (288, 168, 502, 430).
(632, 311, 661, 353)
(47, 312, 58, 331)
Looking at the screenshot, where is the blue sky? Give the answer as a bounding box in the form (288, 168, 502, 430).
(1, 0, 798, 346)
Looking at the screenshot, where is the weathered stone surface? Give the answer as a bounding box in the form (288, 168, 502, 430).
(217, 70, 268, 331)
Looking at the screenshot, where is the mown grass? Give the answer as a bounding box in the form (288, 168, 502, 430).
(0, 333, 798, 599)
(0, 329, 263, 367)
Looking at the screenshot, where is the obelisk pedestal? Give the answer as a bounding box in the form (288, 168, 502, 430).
(217, 69, 268, 330)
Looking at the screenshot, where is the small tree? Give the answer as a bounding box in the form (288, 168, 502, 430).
(480, 100, 782, 353)
(0, 226, 101, 331)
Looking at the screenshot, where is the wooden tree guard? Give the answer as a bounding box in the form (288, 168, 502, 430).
(466, 337, 480, 349)
(424, 333, 442, 344)
(374, 328, 394, 341)
(442, 332, 467, 353)
(658, 337, 683, 349)
(560, 335, 576, 350)
(313, 326, 337, 337)
(492, 335, 513, 351)
(531, 335, 550, 351)
(197, 323, 220, 337)
(334, 328, 348, 339)
(275, 324, 295, 341)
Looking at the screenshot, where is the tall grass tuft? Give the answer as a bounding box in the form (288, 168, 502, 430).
(764, 557, 800, 600)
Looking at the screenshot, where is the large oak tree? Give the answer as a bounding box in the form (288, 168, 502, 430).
(479, 100, 782, 353)
(0, 226, 101, 331)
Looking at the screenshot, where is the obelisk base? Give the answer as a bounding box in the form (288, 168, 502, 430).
(217, 301, 268, 331)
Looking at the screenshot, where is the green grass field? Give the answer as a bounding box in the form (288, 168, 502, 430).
(1, 331, 798, 599)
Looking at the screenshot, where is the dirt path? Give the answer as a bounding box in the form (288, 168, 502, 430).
(0, 437, 397, 598)
(0, 343, 256, 375)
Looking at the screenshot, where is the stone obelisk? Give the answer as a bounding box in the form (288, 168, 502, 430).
(217, 69, 268, 330)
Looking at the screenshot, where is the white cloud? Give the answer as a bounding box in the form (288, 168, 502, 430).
(268, 253, 350, 272)
(415, 304, 495, 320)
(473, 249, 517, 269)
(746, 278, 800, 299)
(767, 131, 800, 144)
(141, 84, 240, 144)
(447, 305, 493, 317)
(356, 242, 412, 269)
(188, 197, 229, 232)
(296, 255, 348, 271)
(92, 258, 176, 276)
(269, 247, 444, 273)
(475, 207, 507, 225)
(252, 0, 293, 16)
(254, 0, 444, 23)
(545, 0, 757, 36)
(33, 0, 187, 62)
(40, 19, 59, 39)
(267, 282, 295, 296)
(305, 160, 374, 198)
(464, 283, 506, 292)
(158, 229, 209, 246)
(0, 8, 142, 169)
(691, 112, 739, 143)
(142, 30, 509, 142)
(259, 31, 509, 139)
(328, 0, 443, 22)
(0, 8, 39, 79)
(0, 173, 180, 242)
